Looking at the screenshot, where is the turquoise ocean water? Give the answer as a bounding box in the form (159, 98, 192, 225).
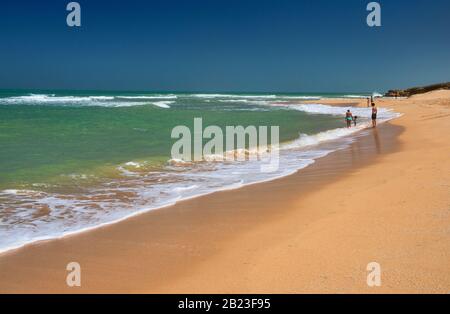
(1, 90, 399, 253)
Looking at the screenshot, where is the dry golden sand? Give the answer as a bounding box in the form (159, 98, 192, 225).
(0, 90, 449, 293)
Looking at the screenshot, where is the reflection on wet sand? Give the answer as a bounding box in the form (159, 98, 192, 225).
(348, 124, 400, 168)
(373, 128, 382, 154)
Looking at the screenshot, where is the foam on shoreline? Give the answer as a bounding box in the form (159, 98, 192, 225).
(0, 102, 400, 255)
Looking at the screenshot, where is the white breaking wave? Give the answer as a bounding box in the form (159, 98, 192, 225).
(0, 94, 177, 107)
(0, 93, 377, 108)
(116, 95, 177, 100)
(277, 96, 322, 100)
(0, 94, 102, 103)
(372, 92, 383, 98)
(192, 94, 278, 99)
(192, 94, 370, 100)
(151, 101, 173, 108)
(284, 103, 401, 121)
(0, 94, 141, 107)
(342, 95, 368, 99)
(124, 161, 143, 168)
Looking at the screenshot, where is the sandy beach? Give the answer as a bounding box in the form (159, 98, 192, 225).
(1, 90, 449, 294)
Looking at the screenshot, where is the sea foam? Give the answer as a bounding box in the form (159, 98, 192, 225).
(0, 102, 400, 254)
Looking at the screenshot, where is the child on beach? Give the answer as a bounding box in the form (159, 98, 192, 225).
(353, 116, 358, 126)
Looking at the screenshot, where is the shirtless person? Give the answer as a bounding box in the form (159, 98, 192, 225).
(371, 103, 378, 127)
(345, 110, 353, 128)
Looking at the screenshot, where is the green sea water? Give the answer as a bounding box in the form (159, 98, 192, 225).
(0, 91, 344, 190)
(3, 90, 381, 253)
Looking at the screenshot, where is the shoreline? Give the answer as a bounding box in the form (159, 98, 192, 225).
(0, 102, 395, 257)
(1, 90, 449, 293)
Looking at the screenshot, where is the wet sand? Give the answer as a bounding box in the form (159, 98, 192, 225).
(1, 90, 449, 293)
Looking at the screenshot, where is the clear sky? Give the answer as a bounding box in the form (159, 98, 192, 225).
(0, 0, 449, 92)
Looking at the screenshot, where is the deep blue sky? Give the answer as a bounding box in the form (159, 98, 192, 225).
(0, 0, 449, 92)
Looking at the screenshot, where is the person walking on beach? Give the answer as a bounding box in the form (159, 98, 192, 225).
(371, 103, 378, 127)
(346, 110, 353, 128)
(353, 115, 358, 126)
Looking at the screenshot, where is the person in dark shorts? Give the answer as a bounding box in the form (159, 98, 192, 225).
(353, 115, 358, 126)
(345, 110, 353, 128)
(371, 103, 378, 127)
